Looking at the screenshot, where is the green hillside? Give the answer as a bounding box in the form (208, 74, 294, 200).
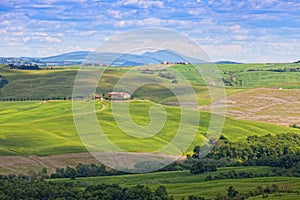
(171, 63, 300, 89)
(1, 62, 299, 103)
(0, 100, 299, 156)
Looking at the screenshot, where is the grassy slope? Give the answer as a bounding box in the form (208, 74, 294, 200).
(1, 62, 300, 103)
(0, 66, 78, 99)
(249, 194, 300, 200)
(49, 166, 300, 199)
(215, 63, 300, 88)
(0, 100, 299, 156)
(171, 63, 300, 89)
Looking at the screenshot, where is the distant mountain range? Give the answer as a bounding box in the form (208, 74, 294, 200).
(40, 50, 206, 66)
(0, 50, 244, 67)
(40, 51, 90, 63)
(214, 61, 242, 64)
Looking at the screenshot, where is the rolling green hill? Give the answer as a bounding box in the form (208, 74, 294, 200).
(0, 100, 299, 156)
(0, 62, 299, 103)
(171, 63, 300, 89)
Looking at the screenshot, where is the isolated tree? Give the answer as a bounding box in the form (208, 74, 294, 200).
(192, 146, 201, 158)
(154, 185, 169, 200)
(227, 186, 238, 199)
(65, 166, 77, 180)
(38, 168, 49, 180)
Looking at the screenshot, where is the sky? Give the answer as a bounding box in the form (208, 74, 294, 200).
(0, 0, 299, 63)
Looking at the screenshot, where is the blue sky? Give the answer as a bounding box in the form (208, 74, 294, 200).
(0, 0, 299, 62)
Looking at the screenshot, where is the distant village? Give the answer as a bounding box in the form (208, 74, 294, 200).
(161, 61, 190, 65)
(0, 56, 191, 69)
(0, 57, 82, 67)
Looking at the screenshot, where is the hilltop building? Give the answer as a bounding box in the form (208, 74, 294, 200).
(106, 92, 131, 100)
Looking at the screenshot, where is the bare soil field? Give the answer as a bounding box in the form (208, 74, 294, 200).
(0, 152, 184, 174)
(0, 153, 101, 174)
(201, 88, 300, 126)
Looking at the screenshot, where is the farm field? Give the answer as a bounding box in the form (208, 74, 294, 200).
(1, 63, 300, 127)
(0, 99, 300, 174)
(49, 166, 300, 199)
(171, 63, 300, 89)
(1, 62, 300, 102)
(0, 100, 299, 156)
(200, 88, 300, 126)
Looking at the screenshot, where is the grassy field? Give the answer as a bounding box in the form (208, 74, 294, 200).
(1, 62, 300, 103)
(0, 65, 78, 99)
(0, 100, 299, 156)
(249, 194, 300, 200)
(171, 63, 300, 89)
(49, 166, 300, 199)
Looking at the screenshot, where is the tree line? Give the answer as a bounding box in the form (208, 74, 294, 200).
(8, 63, 40, 70)
(0, 96, 72, 101)
(247, 67, 300, 72)
(0, 174, 173, 200)
(50, 163, 127, 180)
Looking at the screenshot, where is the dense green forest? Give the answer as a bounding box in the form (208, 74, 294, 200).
(202, 133, 300, 161)
(0, 175, 173, 200)
(191, 133, 300, 177)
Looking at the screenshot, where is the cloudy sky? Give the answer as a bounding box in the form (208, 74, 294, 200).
(0, 0, 299, 62)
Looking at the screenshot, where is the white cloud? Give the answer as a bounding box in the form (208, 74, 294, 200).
(10, 31, 24, 36)
(65, 29, 97, 37)
(22, 36, 30, 43)
(33, 32, 48, 37)
(115, 18, 198, 28)
(106, 9, 137, 19)
(0, 20, 10, 26)
(118, 0, 164, 8)
(203, 44, 244, 60)
(45, 36, 61, 43)
(56, 33, 64, 37)
(115, 18, 163, 27)
(235, 35, 248, 40)
(29, 32, 62, 43)
(0, 28, 7, 34)
(228, 25, 248, 34)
